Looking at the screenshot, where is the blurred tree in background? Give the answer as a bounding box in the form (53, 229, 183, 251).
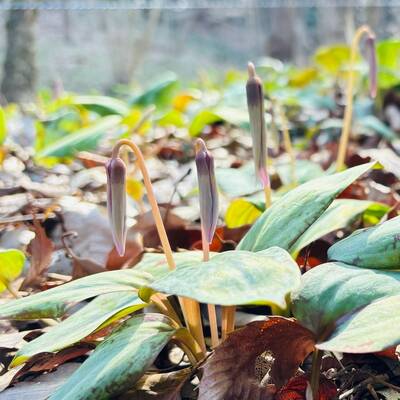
(1, 10, 37, 103)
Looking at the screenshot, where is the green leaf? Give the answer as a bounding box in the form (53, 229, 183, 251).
(328, 215, 400, 269)
(0, 269, 152, 319)
(317, 294, 400, 353)
(291, 262, 400, 336)
(12, 291, 147, 367)
(72, 95, 129, 116)
(238, 162, 375, 252)
(141, 247, 301, 309)
(216, 163, 261, 198)
(189, 110, 222, 137)
(0, 106, 6, 145)
(37, 115, 122, 158)
(189, 107, 249, 137)
(0, 249, 25, 292)
(357, 115, 396, 141)
(49, 314, 178, 400)
(130, 73, 179, 108)
(275, 159, 324, 186)
(291, 199, 387, 255)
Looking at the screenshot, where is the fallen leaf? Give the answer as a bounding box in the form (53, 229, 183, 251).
(198, 317, 315, 400)
(106, 239, 143, 270)
(22, 219, 54, 289)
(275, 374, 337, 400)
(118, 368, 192, 400)
(11, 343, 93, 383)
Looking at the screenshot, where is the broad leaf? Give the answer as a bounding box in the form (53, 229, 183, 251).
(72, 95, 129, 116)
(37, 115, 122, 158)
(0, 269, 152, 319)
(291, 262, 400, 336)
(12, 291, 146, 366)
(317, 294, 400, 353)
(216, 163, 261, 198)
(275, 159, 324, 186)
(291, 199, 387, 255)
(238, 162, 374, 252)
(199, 318, 315, 399)
(0, 249, 25, 293)
(141, 247, 301, 309)
(357, 115, 396, 141)
(328, 215, 400, 269)
(49, 314, 178, 400)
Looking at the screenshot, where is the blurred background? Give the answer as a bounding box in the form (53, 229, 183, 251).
(0, 0, 399, 101)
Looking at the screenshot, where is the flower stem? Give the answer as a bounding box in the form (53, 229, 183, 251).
(264, 185, 272, 209)
(278, 104, 297, 186)
(336, 25, 374, 172)
(112, 139, 206, 356)
(202, 234, 219, 348)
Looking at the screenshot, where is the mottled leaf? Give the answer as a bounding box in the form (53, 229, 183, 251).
(238, 162, 375, 252)
(49, 314, 178, 400)
(0, 269, 152, 319)
(141, 247, 300, 309)
(291, 262, 400, 336)
(12, 291, 147, 366)
(328, 215, 400, 269)
(318, 294, 400, 353)
(291, 199, 386, 255)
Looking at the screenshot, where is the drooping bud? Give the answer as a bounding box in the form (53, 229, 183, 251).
(366, 34, 377, 98)
(246, 62, 269, 188)
(105, 157, 127, 256)
(195, 139, 219, 244)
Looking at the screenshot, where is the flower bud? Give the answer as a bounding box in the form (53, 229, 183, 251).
(195, 139, 219, 244)
(246, 62, 269, 188)
(366, 34, 377, 98)
(105, 157, 127, 256)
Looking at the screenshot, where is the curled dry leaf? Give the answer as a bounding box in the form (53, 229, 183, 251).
(22, 219, 54, 289)
(198, 317, 315, 400)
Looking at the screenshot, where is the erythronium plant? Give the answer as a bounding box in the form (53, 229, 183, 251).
(336, 25, 377, 171)
(0, 152, 399, 399)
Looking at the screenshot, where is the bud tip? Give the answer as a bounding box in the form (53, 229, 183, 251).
(248, 62, 256, 78)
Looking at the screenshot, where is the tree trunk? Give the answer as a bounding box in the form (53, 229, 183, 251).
(1, 10, 37, 103)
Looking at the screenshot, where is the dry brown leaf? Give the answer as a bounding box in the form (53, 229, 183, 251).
(11, 343, 94, 383)
(198, 317, 315, 400)
(117, 368, 192, 400)
(22, 219, 54, 289)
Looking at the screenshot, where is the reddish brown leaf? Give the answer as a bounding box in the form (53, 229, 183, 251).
(106, 239, 143, 270)
(23, 219, 55, 289)
(275, 374, 337, 400)
(198, 317, 316, 400)
(11, 343, 93, 383)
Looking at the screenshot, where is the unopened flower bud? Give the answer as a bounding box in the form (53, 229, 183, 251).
(366, 34, 377, 98)
(105, 157, 127, 256)
(246, 62, 269, 188)
(195, 139, 219, 244)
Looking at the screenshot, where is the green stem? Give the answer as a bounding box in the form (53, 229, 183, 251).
(310, 349, 323, 400)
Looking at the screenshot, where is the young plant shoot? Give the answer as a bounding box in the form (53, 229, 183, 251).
(195, 138, 220, 347)
(246, 62, 272, 207)
(336, 25, 376, 171)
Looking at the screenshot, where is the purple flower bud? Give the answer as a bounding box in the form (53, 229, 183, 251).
(195, 139, 219, 244)
(246, 62, 270, 188)
(366, 34, 377, 99)
(105, 157, 127, 256)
